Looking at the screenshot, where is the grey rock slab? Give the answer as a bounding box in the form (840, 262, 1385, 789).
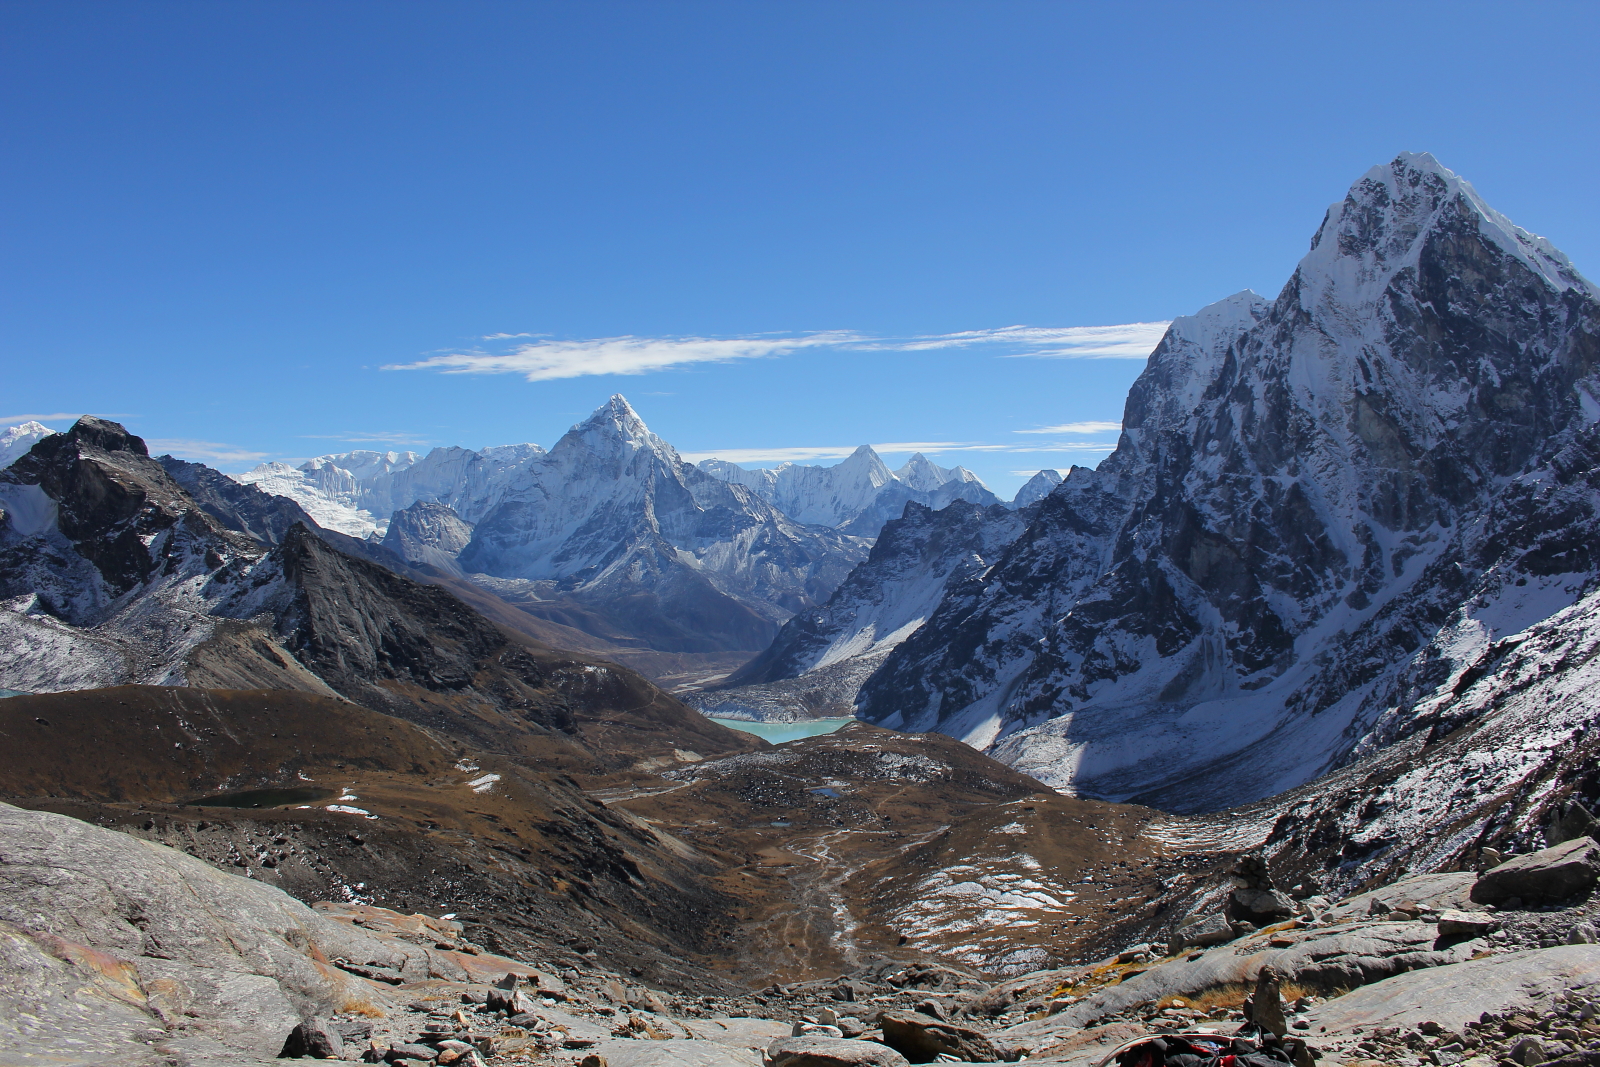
(0, 803, 531, 1061)
(1471, 839, 1600, 907)
(1302, 945, 1600, 1034)
(962, 969, 1084, 1018)
(681, 1017, 792, 1049)
(999, 1023, 1151, 1067)
(1169, 913, 1234, 954)
(136, 957, 300, 1056)
(767, 1036, 911, 1067)
(0, 920, 170, 1067)
(583, 1038, 761, 1067)
(1437, 911, 1499, 937)
(878, 1012, 1011, 1062)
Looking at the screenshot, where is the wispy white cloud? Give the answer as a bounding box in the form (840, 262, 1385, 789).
(145, 438, 271, 467)
(1014, 420, 1122, 435)
(386, 332, 863, 382)
(385, 320, 1169, 382)
(881, 322, 1170, 359)
(1006, 442, 1120, 453)
(299, 431, 429, 446)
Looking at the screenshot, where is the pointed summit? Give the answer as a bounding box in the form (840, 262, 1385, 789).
(1296, 152, 1593, 314)
(1011, 469, 1063, 508)
(895, 453, 951, 492)
(558, 394, 674, 462)
(835, 444, 892, 485)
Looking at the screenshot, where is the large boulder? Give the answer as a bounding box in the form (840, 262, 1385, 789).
(878, 1012, 1015, 1063)
(1167, 913, 1234, 954)
(1545, 800, 1600, 846)
(768, 1036, 912, 1067)
(1470, 838, 1600, 907)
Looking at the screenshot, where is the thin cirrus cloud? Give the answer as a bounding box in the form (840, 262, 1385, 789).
(383, 321, 1170, 383)
(299, 431, 430, 446)
(1013, 420, 1123, 435)
(144, 438, 271, 466)
(0, 412, 133, 427)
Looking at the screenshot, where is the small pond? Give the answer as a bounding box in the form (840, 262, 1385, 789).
(186, 786, 337, 809)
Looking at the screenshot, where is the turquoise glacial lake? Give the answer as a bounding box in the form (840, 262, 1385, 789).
(706, 717, 856, 743)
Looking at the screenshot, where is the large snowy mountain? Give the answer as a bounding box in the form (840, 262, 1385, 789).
(854, 153, 1600, 812)
(689, 498, 1029, 721)
(698, 446, 1003, 534)
(459, 396, 869, 653)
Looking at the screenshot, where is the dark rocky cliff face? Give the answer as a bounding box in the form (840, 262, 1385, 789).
(858, 153, 1600, 811)
(3, 417, 255, 603)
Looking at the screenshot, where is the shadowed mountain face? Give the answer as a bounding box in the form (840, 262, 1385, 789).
(856, 153, 1600, 811)
(0, 416, 762, 772)
(688, 499, 1030, 722)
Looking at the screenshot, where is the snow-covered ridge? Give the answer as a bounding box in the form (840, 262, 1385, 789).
(697, 445, 1003, 533)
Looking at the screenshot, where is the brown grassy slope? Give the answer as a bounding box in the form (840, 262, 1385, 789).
(0, 685, 753, 990)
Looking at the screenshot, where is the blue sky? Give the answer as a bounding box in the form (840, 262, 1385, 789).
(4, 2, 1598, 497)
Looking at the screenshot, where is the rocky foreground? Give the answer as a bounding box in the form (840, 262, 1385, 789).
(11, 800, 1600, 1067)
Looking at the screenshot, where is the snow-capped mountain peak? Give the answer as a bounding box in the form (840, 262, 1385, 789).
(303, 449, 420, 481)
(698, 445, 1002, 535)
(0, 421, 57, 470)
(560, 393, 678, 463)
(1011, 469, 1063, 508)
(894, 452, 952, 491)
(858, 153, 1600, 811)
(1299, 153, 1594, 322)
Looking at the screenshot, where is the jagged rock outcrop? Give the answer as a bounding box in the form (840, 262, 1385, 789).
(690, 500, 1027, 721)
(159, 454, 320, 546)
(857, 153, 1600, 812)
